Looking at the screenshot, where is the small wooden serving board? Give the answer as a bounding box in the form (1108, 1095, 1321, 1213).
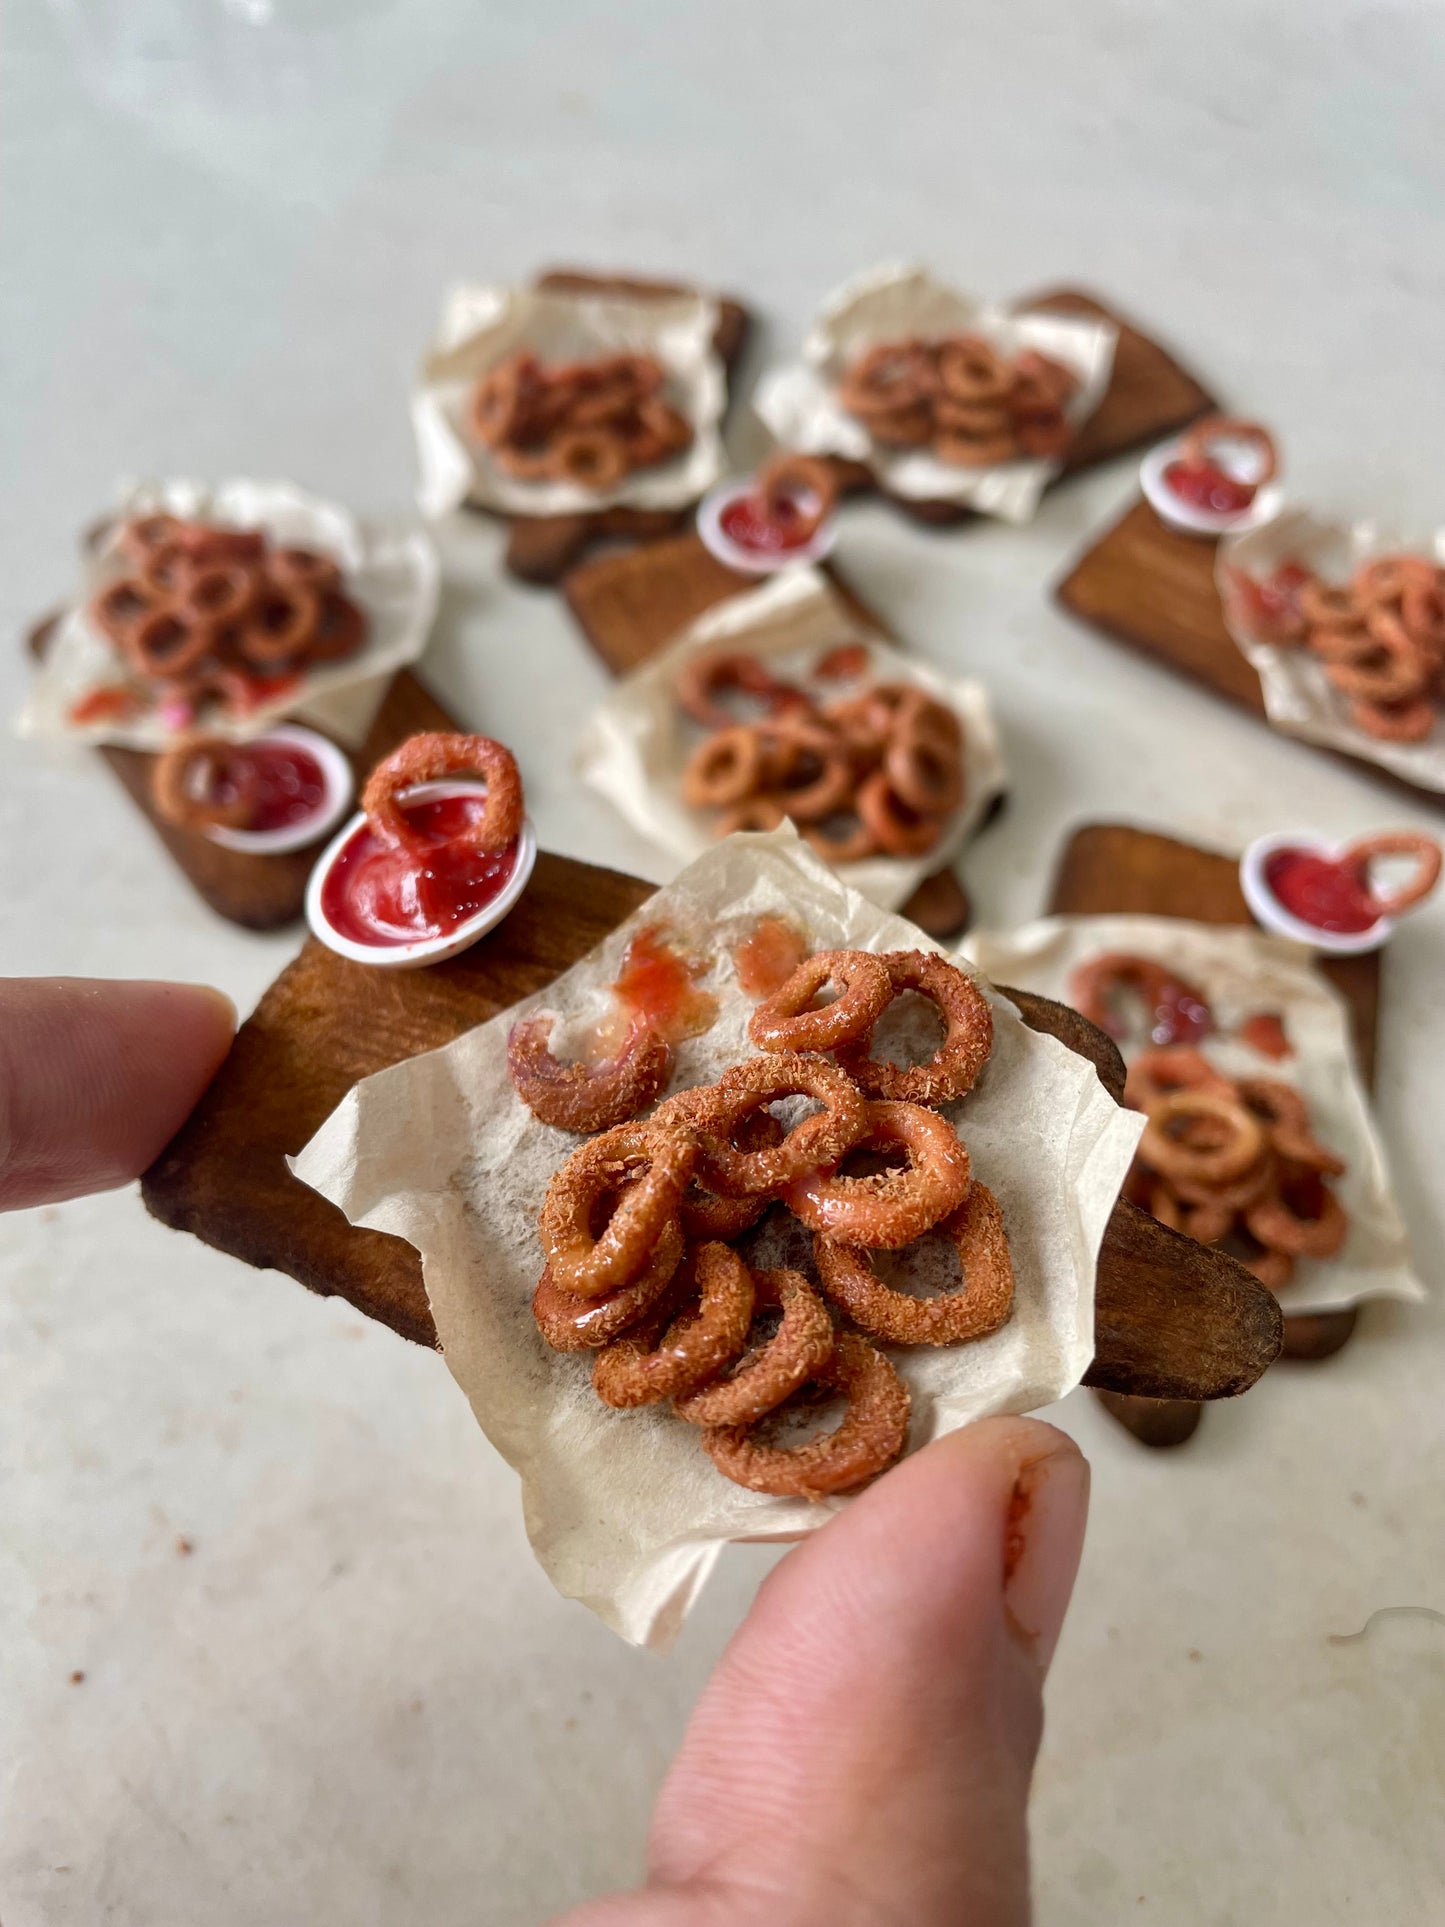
(825, 289, 1215, 524)
(142, 849, 1281, 1404)
(1049, 821, 1377, 1441)
(489, 270, 751, 585)
(1054, 499, 1442, 803)
(26, 603, 455, 932)
(563, 529, 986, 940)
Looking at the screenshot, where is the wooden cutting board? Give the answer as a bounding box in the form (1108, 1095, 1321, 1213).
(1054, 498, 1442, 804)
(24, 609, 456, 932)
(486, 270, 751, 585)
(1050, 822, 1379, 1442)
(823, 288, 1215, 524)
(563, 529, 988, 940)
(142, 849, 1282, 1404)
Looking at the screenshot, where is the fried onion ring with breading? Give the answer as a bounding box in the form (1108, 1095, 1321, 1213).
(508, 1013, 672, 1133)
(591, 1241, 756, 1408)
(835, 950, 993, 1106)
(539, 1120, 698, 1296)
(747, 949, 892, 1055)
(673, 1267, 835, 1427)
(784, 1098, 971, 1248)
(813, 1179, 1013, 1346)
(687, 1054, 870, 1199)
(700, 1332, 910, 1499)
(530, 1218, 684, 1353)
(362, 732, 523, 857)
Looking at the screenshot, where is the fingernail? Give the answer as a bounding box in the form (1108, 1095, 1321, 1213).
(1002, 1443, 1090, 1674)
(188, 984, 239, 1032)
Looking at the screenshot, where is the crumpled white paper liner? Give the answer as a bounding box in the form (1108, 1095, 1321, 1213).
(1219, 508, 1445, 791)
(17, 478, 440, 752)
(965, 913, 1425, 1316)
(754, 262, 1116, 524)
(291, 830, 1143, 1647)
(575, 566, 1007, 912)
(412, 282, 727, 519)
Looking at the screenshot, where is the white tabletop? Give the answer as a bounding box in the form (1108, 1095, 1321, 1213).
(3, 4, 1443, 1922)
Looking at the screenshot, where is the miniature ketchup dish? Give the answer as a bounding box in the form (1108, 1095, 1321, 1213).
(1142, 415, 1283, 538)
(1240, 828, 1442, 954)
(698, 453, 839, 575)
(149, 723, 354, 855)
(306, 732, 535, 968)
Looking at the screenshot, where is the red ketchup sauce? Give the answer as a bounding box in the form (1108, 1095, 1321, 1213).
(238, 741, 327, 833)
(732, 917, 810, 998)
(68, 686, 142, 726)
(1263, 848, 1381, 935)
(321, 795, 518, 947)
(1148, 981, 1213, 1047)
(1164, 458, 1257, 516)
(719, 493, 817, 557)
(1237, 1011, 1292, 1060)
(609, 924, 719, 1046)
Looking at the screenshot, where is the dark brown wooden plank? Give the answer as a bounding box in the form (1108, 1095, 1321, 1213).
(25, 609, 456, 932)
(488, 269, 752, 585)
(562, 529, 980, 939)
(1055, 498, 1445, 805)
(1049, 821, 1376, 1438)
(142, 916, 1281, 1401)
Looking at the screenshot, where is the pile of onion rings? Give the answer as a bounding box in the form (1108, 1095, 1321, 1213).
(519, 941, 1011, 1499)
(835, 333, 1080, 468)
(1225, 547, 1445, 743)
(87, 515, 367, 724)
(675, 646, 967, 864)
(468, 350, 693, 488)
(1121, 1042, 1348, 1293)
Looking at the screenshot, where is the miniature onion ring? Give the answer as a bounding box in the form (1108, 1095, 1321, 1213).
(700, 1332, 910, 1499)
(591, 1242, 756, 1408)
(362, 732, 523, 857)
(813, 1179, 1013, 1346)
(834, 949, 994, 1106)
(538, 1120, 698, 1296)
(747, 949, 892, 1054)
(784, 1098, 972, 1249)
(673, 1268, 835, 1427)
(507, 1013, 672, 1134)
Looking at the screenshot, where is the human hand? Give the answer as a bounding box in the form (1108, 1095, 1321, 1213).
(555, 1413, 1087, 1927)
(0, 978, 235, 1211)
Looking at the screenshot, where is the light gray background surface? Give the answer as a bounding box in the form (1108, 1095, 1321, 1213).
(2, 3, 1442, 1922)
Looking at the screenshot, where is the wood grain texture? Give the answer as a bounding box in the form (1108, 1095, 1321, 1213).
(142, 867, 1280, 1400)
(25, 610, 456, 932)
(493, 269, 751, 585)
(1055, 498, 1445, 804)
(562, 528, 980, 939)
(1049, 820, 1370, 1437)
(835, 287, 1215, 527)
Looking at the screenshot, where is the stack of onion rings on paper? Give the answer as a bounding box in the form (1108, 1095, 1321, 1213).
(86, 514, 367, 724)
(1120, 1043, 1348, 1293)
(835, 333, 1080, 468)
(468, 350, 694, 488)
(675, 646, 968, 865)
(1224, 546, 1445, 743)
(516, 942, 1013, 1500)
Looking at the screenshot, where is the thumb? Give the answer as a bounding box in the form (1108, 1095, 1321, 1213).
(559, 1415, 1087, 1927)
(0, 978, 235, 1210)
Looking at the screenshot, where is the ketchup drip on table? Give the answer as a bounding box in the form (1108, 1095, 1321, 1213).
(1263, 848, 1381, 935)
(608, 924, 719, 1046)
(732, 917, 810, 998)
(237, 740, 327, 832)
(719, 493, 816, 556)
(321, 795, 518, 947)
(1237, 1011, 1292, 1060)
(1164, 457, 1257, 516)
